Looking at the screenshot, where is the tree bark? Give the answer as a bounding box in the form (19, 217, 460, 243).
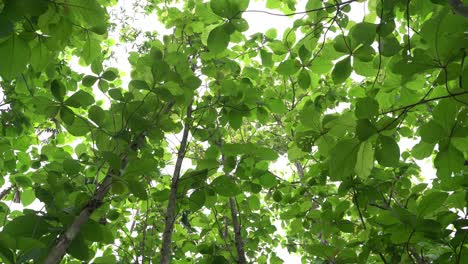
(295, 161, 304, 179)
(44, 162, 124, 264)
(229, 197, 247, 264)
(217, 133, 247, 264)
(45, 102, 174, 264)
(159, 102, 192, 264)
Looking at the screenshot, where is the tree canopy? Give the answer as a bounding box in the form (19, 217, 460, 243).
(0, 0, 467, 263)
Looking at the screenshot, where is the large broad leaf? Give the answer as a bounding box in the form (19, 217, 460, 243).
(355, 97, 379, 119)
(207, 25, 230, 53)
(210, 175, 241, 197)
(434, 145, 464, 178)
(375, 136, 400, 167)
(329, 139, 360, 180)
(332, 56, 352, 84)
(276, 59, 301, 76)
(210, 0, 249, 18)
(433, 100, 458, 132)
(0, 35, 30, 79)
(65, 90, 95, 108)
(189, 189, 206, 211)
(417, 191, 448, 217)
(350, 22, 377, 45)
(419, 120, 445, 143)
(355, 140, 374, 179)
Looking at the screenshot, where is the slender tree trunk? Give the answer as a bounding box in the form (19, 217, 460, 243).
(45, 102, 174, 264)
(217, 132, 247, 264)
(229, 197, 247, 264)
(159, 103, 192, 264)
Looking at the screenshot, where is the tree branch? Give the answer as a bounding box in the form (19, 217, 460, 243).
(380, 90, 468, 115)
(44, 102, 174, 264)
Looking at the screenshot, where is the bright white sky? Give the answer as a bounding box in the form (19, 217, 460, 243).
(2, 0, 436, 263)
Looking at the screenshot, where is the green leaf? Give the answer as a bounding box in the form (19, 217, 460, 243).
(412, 141, 435, 160)
(227, 110, 242, 130)
(355, 140, 374, 179)
(259, 172, 278, 188)
(0, 34, 30, 79)
(417, 191, 448, 216)
(433, 100, 457, 131)
(380, 36, 401, 57)
(266, 98, 287, 114)
(329, 139, 360, 180)
(260, 48, 273, 67)
(65, 117, 90, 136)
(375, 136, 400, 167)
(211, 175, 241, 197)
(51, 80, 66, 102)
(80, 37, 101, 65)
(337, 220, 354, 233)
(101, 69, 118, 81)
(60, 107, 75, 126)
(82, 75, 99, 87)
(65, 90, 95, 108)
(68, 236, 91, 261)
(189, 189, 206, 211)
(276, 59, 301, 76)
(88, 105, 105, 126)
(210, 0, 249, 18)
(350, 22, 377, 45)
(207, 25, 230, 54)
(30, 41, 50, 71)
(451, 137, 468, 152)
(356, 119, 377, 141)
(355, 97, 379, 119)
(332, 56, 352, 84)
(354, 45, 375, 62)
(435, 145, 464, 178)
(127, 180, 148, 200)
(124, 159, 156, 177)
(298, 69, 311, 89)
(419, 121, 445, 144)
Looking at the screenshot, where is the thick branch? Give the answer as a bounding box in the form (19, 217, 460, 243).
(45, 102, 174, 264)
(159, 102, 193, 264)
(44, 164, 123, 264)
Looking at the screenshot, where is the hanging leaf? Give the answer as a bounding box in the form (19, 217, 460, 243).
(332, 56, 352, 84)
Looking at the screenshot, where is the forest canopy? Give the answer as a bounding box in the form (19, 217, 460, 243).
(0, 0, 467, 263)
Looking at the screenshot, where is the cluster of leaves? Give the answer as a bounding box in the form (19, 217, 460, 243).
(0, 0, 467, 263)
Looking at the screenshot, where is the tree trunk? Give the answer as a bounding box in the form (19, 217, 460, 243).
(159, 103, 192, 264)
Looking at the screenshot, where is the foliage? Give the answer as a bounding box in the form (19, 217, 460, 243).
(0, 0, 467, 263)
